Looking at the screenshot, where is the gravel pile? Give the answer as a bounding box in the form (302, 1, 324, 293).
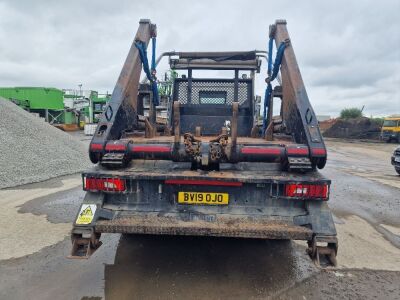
(0, 98, 92, 189)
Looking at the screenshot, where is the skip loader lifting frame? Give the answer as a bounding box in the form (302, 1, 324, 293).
(70, 19, 338, 267)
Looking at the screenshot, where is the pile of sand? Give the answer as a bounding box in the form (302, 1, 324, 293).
(0, 98, 92, 189)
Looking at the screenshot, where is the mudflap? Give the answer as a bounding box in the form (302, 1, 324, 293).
(307, 235, 338, 267)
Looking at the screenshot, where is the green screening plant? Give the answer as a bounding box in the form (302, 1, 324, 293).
(340, 108, 363, 119)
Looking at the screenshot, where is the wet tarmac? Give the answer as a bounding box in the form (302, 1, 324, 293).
(0, 139, 399, 299)
(104, 236, 316, 299)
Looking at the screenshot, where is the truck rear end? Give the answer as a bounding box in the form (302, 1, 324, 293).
(70, 19, 338, 267)
(381, 117, 400, 142)
(73, 162, 336, 265)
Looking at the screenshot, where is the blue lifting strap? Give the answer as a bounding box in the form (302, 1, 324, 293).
(267, 37, 274, 76)
(151, 37, 156, 72)
(135, 39, 160, 106)
(262, 38, 287, 136)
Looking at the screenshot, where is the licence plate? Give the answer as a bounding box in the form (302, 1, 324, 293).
(178, 192, 229, 205)
(395, 157, 400, 162)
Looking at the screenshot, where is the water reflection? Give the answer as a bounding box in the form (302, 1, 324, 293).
(104, 234, 301, 299)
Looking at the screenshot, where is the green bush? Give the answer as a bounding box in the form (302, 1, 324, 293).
(370, 117, 384, 126)
(340, 108, 363, 119)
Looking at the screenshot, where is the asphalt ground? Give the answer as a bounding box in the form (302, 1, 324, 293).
(0, 138, 399, 299)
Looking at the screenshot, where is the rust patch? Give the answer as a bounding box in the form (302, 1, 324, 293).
(95, 215, 312, 240)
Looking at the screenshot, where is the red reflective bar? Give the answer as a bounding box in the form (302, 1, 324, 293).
(287, 148, 309, 155)
(84, 177, 126, 192)
(105, 144, 126, 151)
(311, 148, 327, 156)
(90, 143, 103, 150)
(132, 146, 171, 153)
(284, 183, 328, 199)
(240, 147, 282, 155)
(165, 179, 242, 187)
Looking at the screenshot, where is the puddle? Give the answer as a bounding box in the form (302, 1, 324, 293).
(345, 170, 400, 189)
(380, 224, 400, 236)
(0, 177, 81, 260)
(103, 235, 317, 299)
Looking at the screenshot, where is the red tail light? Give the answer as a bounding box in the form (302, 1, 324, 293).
(84, 177, 126, 192)
(285, 183, 329, 200)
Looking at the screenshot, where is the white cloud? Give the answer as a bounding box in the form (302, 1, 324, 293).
(0, 0, 399, 116)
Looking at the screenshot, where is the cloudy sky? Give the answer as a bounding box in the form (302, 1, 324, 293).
(0, 0, 399, 117)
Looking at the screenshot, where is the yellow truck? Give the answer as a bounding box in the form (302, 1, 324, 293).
(381, 116, 400, 143)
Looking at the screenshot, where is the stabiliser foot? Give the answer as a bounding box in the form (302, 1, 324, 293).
(307, 235, 338, 268)
(68, 233, 102, 259)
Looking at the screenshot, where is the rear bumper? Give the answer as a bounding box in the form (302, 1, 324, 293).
(94, 213, 313, 240)
(73, 197, 337, 242)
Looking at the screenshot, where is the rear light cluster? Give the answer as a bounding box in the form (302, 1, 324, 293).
(284, 183, 329, 200)
(84, 177, 126, 192)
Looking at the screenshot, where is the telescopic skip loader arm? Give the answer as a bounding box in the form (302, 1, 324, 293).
(272, 20, 327, 169)
(89, 19, 157, 164)
(87, 19, 327, 171)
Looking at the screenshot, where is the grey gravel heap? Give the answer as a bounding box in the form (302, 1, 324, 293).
(0, 98, 92, 189)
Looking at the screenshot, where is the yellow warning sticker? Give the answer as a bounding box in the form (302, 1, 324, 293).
(76, 204, 97, 225)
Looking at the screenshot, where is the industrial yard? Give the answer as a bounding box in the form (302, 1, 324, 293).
(1, 1, 400, 300)
(1, 94, 399, 299)
(0, 134, 399, 299)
